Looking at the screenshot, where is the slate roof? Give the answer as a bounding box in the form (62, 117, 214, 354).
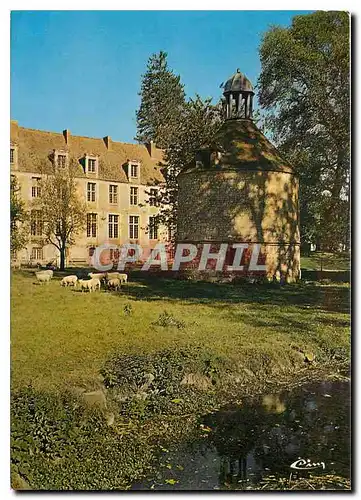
(10, 121, 165, 185)
(180, 118, 294, 175)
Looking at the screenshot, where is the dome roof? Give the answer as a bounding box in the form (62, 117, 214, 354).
(222, 69, 253, 93)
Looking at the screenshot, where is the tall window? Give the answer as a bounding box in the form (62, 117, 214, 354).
(149, 188, 159, 207)
(10, 148, 14, 164)
(108, 214, 119, 239)
(148, 216, 158, 240)
(30, 210, 43, 236)
(57, 154, 67, 168)
(31, 247, 43, 260)
(31, 177, 41, 198)
(88, 158, 96, 173)
(109, 184, 118, 204)
(87, 182, 96, 202)
(129, 215, 139, 239)
(87, 213, 97, 238)
(130, 163, 139, 178)
(130, 187, 138, 205)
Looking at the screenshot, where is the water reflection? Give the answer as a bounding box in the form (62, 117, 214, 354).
(133, 380, 350, 490)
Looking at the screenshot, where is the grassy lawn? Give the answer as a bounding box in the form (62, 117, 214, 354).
(301, 252, 350, 271)
(11, 269, 350, 392)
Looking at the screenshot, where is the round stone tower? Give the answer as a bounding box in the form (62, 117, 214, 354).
(176, 69, 300, 282)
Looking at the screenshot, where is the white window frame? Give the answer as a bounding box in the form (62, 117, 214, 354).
(129, 215, 139, 240)
(31, 177, 42, 198)
(130, 186, 139, 206)
(108, 214, 119, 239)
(31, 247, 43, 261)
(87, 182, 96, 202)
(87, 213, 97, 238)
(129, 161, 140, 180)
(109, 184, 118, 204)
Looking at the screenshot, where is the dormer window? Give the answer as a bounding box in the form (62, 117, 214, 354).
(54, 150, 68, 169)
(57, 154, 67, 168)
(85, 155, 98, 175)
(10, 144, 18, 168)
(129, 161, 140, 180)
(88, 158, 96, 173)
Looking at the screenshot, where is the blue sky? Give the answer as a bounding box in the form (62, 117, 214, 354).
(11, 10, 312, 143)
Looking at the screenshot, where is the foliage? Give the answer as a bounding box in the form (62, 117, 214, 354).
(11, 386, 155, 490)
(157, 96, 223, 240)
(100, 347, 227, 417)
(36, 161, 87, 270)
(257, 11, 350, 251)
(152, 311, 186, 329)
(135, 51, 186, 148)
(10, 176, 28, 254)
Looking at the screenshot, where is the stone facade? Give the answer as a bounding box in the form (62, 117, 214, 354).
(177, 119, 300, 282)
(10, 120, 168, 267)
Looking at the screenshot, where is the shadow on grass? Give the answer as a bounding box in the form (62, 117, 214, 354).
(122, 276, 350, 314)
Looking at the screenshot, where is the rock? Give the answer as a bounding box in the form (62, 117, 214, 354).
(180, 372, 212, 390)
(105, 412, 115, 426)
(82, 390, 107, 409)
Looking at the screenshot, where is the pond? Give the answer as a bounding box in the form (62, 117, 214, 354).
(132, 380, 351, 490)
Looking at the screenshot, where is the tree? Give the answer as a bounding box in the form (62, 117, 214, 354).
(10, 176, 28, 255)
(135, 51, 186, 148)
(155, 96, 223, 241)
(37, 161, 87, 270)
(257, 11, 350, 251)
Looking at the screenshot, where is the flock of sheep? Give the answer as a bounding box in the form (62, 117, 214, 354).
(34, 270, 128, 292)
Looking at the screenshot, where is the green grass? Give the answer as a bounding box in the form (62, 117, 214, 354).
(11, 270, 350, 392)
(301, 252, 350, 271)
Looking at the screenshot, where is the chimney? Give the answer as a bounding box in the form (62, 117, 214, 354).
(146, 140, 156, 158)
(103, 135, 111, 150)
(63, 129, 70, 145)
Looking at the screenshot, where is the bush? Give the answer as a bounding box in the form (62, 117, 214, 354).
(11, 386, 155, 490)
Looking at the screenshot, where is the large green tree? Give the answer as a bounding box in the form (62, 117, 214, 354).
(257, 11, 350, 251)
(135, 51, 186, 149)
(152, 96, 222, 241)
(37, 161, 87, 270)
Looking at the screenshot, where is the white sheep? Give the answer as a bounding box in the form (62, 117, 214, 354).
(91, 278, 101, 291)
(88, 272, 106, 281)
(61, 275, 78, 287)
(106, 272, 128, 284)
(78, 279, 94, 293)
(35, 269, 53, 279)
(107, 278, 121, 291)
(35, 272, 51, 285)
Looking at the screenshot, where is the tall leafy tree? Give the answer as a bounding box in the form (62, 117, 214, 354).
(135, 51, 186, 148)
(10, 176, 28, 254)
(37, 161, 87, 270)
(155, 96, 223, 240)
(257, 11, 350, 251)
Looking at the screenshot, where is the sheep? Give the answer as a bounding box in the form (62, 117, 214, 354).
(77, 279, 95, 293)
(106, 272, 128, 284)
(35, 269, 53, 279)
(35, 272, 51, 285)
(91, 278, 101, 291)
(107, 278, 121, 291)
(78, 278, 101, 293)
(61, 275, 78, 287)
(88, 272, 106, 281)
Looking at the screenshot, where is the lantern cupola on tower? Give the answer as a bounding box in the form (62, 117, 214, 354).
(221, 69, 254, 120)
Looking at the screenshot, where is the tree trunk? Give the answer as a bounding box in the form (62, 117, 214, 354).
(60, 247, 66, 271)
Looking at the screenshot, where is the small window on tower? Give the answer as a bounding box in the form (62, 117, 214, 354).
(10, 148, 14, 164)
